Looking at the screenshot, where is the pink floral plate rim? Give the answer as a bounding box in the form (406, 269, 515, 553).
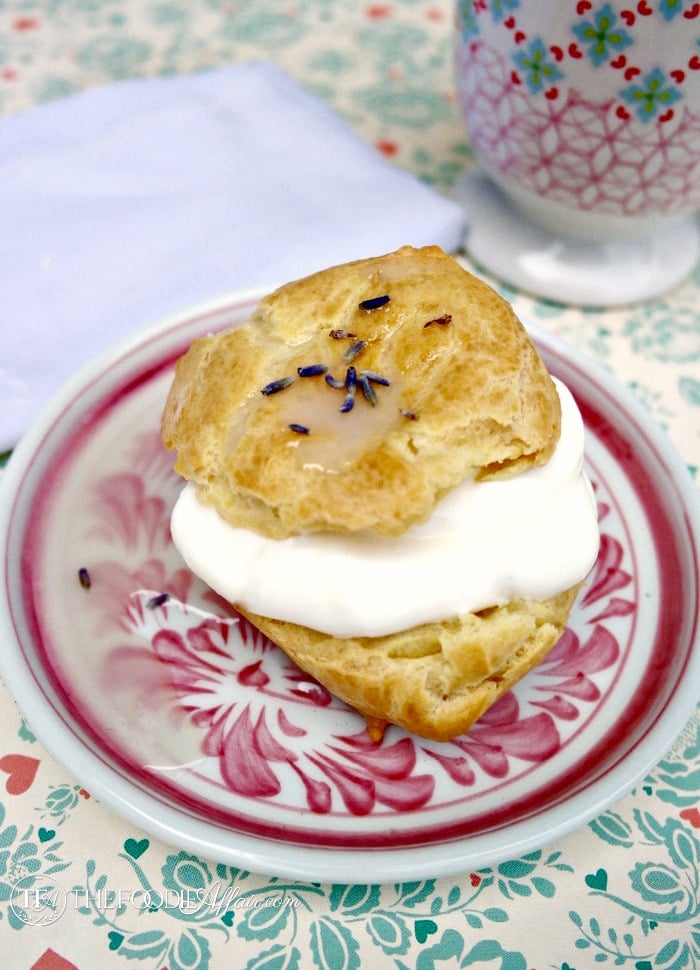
(1, 288, 699, 883)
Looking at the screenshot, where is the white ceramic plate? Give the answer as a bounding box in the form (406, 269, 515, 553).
(1, 289, 699, 883)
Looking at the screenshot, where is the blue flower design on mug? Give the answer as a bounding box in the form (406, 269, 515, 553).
(513, 38, 563, 94)
(620, 67, 683, 122)
(571, 3, 633, 66)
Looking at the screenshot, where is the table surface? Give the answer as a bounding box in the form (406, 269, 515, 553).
(1, 2, 699, 968)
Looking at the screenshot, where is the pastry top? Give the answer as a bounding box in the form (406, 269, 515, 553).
(161, 245, 561, 538)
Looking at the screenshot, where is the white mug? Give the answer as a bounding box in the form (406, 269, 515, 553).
(455, 0, 700, 303)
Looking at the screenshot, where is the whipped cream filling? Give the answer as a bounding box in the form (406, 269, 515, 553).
(171, 379, 600, 638)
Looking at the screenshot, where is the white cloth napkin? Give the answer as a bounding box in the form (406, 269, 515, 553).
(0, 62, 464, 449)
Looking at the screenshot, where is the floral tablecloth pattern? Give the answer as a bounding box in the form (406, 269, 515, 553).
(1, 1, 699, 968)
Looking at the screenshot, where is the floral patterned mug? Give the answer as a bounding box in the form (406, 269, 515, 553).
(455, 0, 700, 303)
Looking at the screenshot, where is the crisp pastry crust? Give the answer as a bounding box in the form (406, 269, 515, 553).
(238, 586, 579, 742)
(161, 245, 561, 539)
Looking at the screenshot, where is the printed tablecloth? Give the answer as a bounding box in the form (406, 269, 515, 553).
(1, 2, 699, 968)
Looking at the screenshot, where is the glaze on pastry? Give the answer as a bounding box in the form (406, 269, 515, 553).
(162, 245, 561, 539)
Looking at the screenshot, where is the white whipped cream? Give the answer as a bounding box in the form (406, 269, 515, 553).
(171, 379, 599, 638)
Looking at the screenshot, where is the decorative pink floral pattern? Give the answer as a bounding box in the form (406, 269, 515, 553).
(15, 335, 651, 837)
(71, 426, 634, 819)
(123, 598, 437, 815)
